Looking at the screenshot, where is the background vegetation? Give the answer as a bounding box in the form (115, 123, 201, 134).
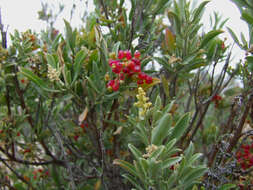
(0, 0, 253, 189)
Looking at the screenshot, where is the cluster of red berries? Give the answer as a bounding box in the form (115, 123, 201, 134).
(32, 168, 50, 180)
(236, 143, 253, 170)
(107, 50, 153, 91)
(212, 94, 222, 108)
(73, 122, 89, 141)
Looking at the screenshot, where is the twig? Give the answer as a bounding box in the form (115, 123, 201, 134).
(0, 156, 36, 190)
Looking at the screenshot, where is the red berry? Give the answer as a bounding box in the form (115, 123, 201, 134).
(137, 80, 144, 85)
(45, 170, 50, 177)
(119, 73, 125, 80)
(145, 76, 153, 84)
(125, 50, 132, 60)
(74, 135, 79, 141)
(107, 80, 115, 88)
(221, 42, 225, 49)
(118, 50, 125, 59)
(138, 72, 147, 80)
(134, 51, 141, 59)
(132, 58, 141, 65)
(38, 169, 43, 173)
(123, 67, 130, 74)
(112, 80, 120, 91)
(112, 67, 121, 74)
(127, 61, 135, 71)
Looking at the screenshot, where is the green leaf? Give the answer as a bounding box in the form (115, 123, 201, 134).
(162, 100, 175, 114)
(72, 49, 87, 83)
(167, 113, 190, 142)
(150, 145, 165, 160)
(182, 167, 207, 185)
(122, 174, 144, 190)
(52, 165, 61, 188)
(20, 67, 59, 92)
(113, 159, 139, 178)
(151, 113, 172, 145)
(227, 27, 242, 48)
(64, 19, 76, 53)
(184, 142, 194, 160)
(162, 156, 182, 169)
(192, 1, 210, 23)
(199, 30, 224, 49)
(128, 144, 143, 160)
(46, 54, 57, 68)
(217, 184, 236, 190)
(188, 153, 203, 165)
(86, 76, 99, 94)
(241, 11, 253, 25)
(13, 183, 26, 190)
(112, 41, 121, 56)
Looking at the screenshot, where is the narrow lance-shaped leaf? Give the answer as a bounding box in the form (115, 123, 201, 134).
(199, 30, 224, 49)
(20, 67, 59, 93)
(192, 1, 210, 23)
(128, 144, 143, 160)
(182, 167, 207, 184)
(227, 27, 242, 48)
(64, 19, 76, 53)
(151, 113, 172, 145)
(162, 156, 182, 169)
(46, 54, 57, 68)
(113, 159, 139, 178)
(167, 112, 190, 142)
(72, 49, 87, 83)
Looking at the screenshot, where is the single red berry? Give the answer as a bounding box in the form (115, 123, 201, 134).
(221, 42, 225, 49)
(17, 132, 20, 136)
(21, 79, 25, 83)
(127, 61, 135, 71)
(118, 50, 125, 59)
(132, 58, 141, 65)
(119, 73, 125, 80)
(145, 76, 153, 84)
(134, 51, 141, 59)
(38, 169, 43, 173)
(74, 135, 79, 141)
(138, 72, 147, 80)
(123, 67, 130, 74)
(112, 80, 120, 91)
(44, 170, 50, 177)
(125, 50, 132, 60)
(137, 80, 144, 85)
(107, 80, 115, 88)
(112, 67, 121, 74)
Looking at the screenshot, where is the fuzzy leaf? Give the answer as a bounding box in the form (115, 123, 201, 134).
(151, 113, 172, 145)
(167, 113, 190, 142)
(128, 144, 143, 160)
(162, 156, 182, 169)
(113, 159, 139, 178)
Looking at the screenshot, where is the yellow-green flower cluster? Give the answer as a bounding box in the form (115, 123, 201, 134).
(142, 144, 158, 158)
(134, 87, 152, 118)
(47, 64, 60, 82)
